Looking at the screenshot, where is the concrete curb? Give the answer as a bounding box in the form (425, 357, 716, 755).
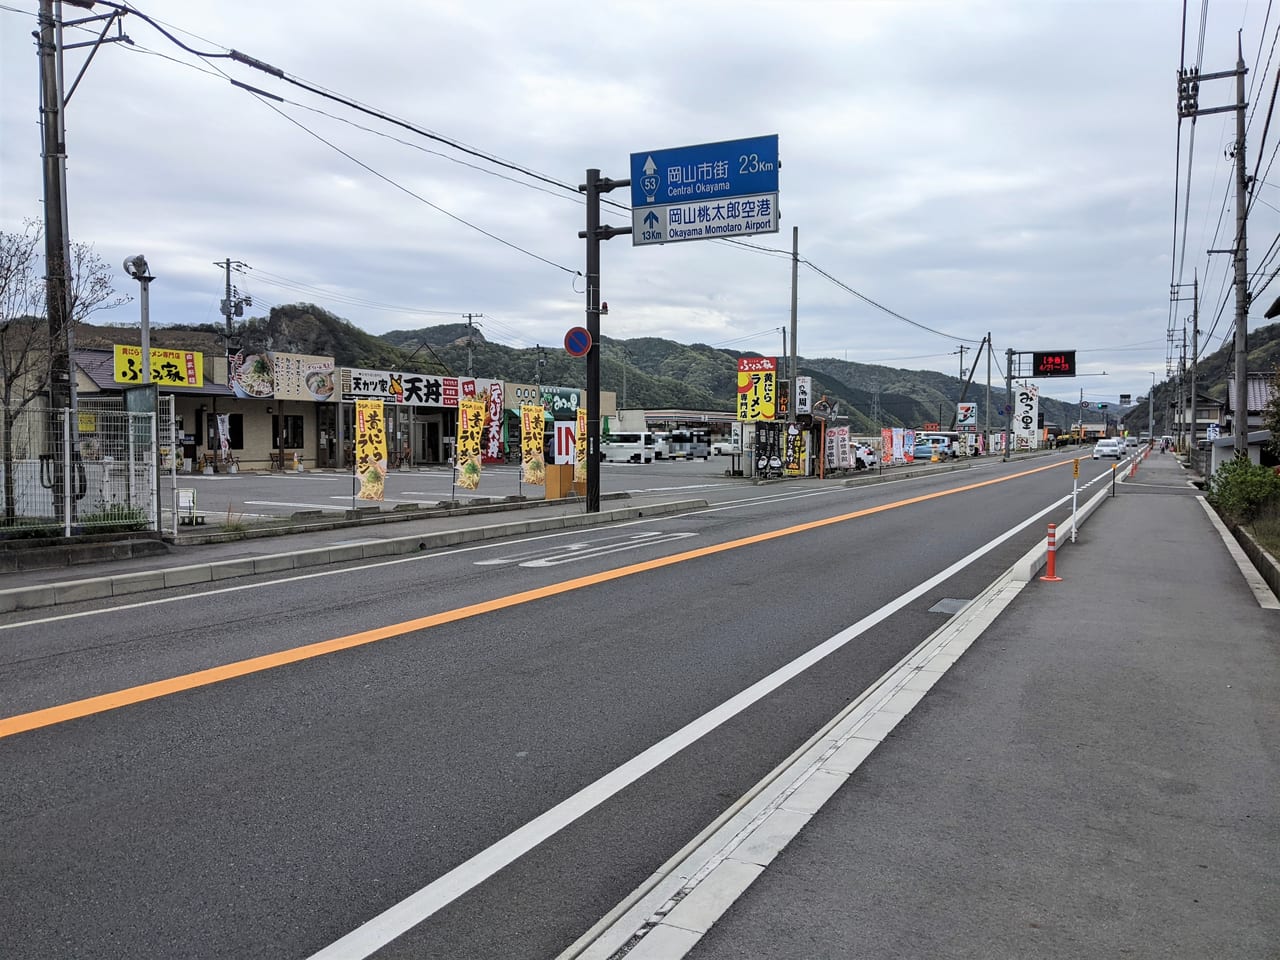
(0, 498, 708, 615)
(1009, 481, 1114, 582)
(1231, 523, 1280, 603)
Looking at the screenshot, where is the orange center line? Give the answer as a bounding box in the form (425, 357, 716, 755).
(0, 459, 1066, 739)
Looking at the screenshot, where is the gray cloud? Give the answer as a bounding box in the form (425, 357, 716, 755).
(0, 0, 1266, 407)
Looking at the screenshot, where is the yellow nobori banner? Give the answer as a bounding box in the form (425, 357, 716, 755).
(456, 399, 487, 490)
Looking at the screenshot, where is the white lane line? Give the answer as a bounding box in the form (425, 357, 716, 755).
(569, 574, 1027, 960)
(0, 489, 844, 630)
(522, 533, 697, 567)
(474, 531, 679, 567)
(304, 493, 1070, 960)
(243, 501, 350, 512)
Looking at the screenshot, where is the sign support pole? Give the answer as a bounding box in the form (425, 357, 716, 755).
(1071, 459, 1079, 543)
(579, 169, 631, 513)
(1003, 348, 1013, 461)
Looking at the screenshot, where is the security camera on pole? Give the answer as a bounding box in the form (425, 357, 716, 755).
(122, 255, 153, 383)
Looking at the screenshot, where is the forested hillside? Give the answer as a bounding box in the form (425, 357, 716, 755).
(89, 299, 1280, 433)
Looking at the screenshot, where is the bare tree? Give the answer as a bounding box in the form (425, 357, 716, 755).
(1, 221, 128, 525)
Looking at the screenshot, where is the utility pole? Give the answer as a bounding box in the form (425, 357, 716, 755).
(948, 343, 970, 430)
(1180, 37, 1250, 455)
(1003, 348, 1013, 460)
(216, 259, 251, 374)
(1178, 329, 1188, 448)
(1232, 39, 1250, 455)
(1189, 277, 1199, 444)
(462, 313, 482, 378)
(1149, 372, 1155, 441)
(985, 332, 992, 445)
(37, 0, 124, 524)
(1170, 277, 1199, 445)
(789, 226, 799, 414)
(37, 0, 74, 423)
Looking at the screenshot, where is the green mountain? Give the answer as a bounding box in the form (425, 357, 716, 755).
(1121, 320, 1280, 436)
(130, 300, 1278, 433)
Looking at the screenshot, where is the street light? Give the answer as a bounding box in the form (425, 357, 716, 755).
(122, 255, 152, 384)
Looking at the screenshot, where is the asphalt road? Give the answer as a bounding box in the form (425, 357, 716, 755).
(0, 450, 1115, 959)
(168, 457, 753, 521)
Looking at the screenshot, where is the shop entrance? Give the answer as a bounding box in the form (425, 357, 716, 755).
(316, 404, 337, 467)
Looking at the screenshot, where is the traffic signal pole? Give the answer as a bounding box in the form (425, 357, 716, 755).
(578, 170, 631, 513)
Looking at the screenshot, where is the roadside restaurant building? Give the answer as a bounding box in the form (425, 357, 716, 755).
(72, 345, 617, 472)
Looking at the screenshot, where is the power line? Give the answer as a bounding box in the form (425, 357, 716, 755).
(239, 85, 581, 277)
(800, 261, 982, 343)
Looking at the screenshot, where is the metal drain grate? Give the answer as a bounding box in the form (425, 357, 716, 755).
(928, 598, 970, 615)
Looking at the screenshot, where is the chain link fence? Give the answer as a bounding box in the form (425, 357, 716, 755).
(1, 395, 175, 538)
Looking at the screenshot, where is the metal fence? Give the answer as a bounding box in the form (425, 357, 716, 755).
(1, 396, 174, 538)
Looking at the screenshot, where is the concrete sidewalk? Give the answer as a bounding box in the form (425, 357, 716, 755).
(610, 450, 1280, 959)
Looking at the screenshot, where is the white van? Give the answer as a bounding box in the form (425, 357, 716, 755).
(917, 432, 961, 458)
(600, 431, 656, 464)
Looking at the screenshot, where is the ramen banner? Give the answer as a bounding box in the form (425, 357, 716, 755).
(736, 357, 777, 421)
(520, 404, 546, 485)
(456, 399, 487, 490)
(113, 344, 204, 386)
(354, 399, 388, 501)
(574, 407, 587, 483)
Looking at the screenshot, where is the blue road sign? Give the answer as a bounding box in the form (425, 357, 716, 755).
(564, 326, 592, 358)
(630, 135, 779, 208)
(630, 135, 780, 246)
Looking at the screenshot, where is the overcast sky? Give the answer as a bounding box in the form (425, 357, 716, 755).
(0, 1, 1273, 406)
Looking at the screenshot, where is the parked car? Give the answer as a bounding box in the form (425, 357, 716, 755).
(711, 439, 741, 456)
(1092, 438, 1122, 459)
(854, 443, 877, 469)
(917, 432, 960, 458)
(912, 442, 939, 461)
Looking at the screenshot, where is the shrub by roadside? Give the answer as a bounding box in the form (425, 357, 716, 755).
(1206, 455, 1280, 525)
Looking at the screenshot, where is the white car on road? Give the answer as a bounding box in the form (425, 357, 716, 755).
(1092, 438, 1122, 459)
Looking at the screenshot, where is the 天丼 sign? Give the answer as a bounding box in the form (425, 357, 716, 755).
(630, 135, 780, 246)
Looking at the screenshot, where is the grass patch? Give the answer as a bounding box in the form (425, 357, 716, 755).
(221, 503, 247, 532)
(79, 504, 149, 534)
(0, 517, 62, 540)
(1249, 499, 1280, 557)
